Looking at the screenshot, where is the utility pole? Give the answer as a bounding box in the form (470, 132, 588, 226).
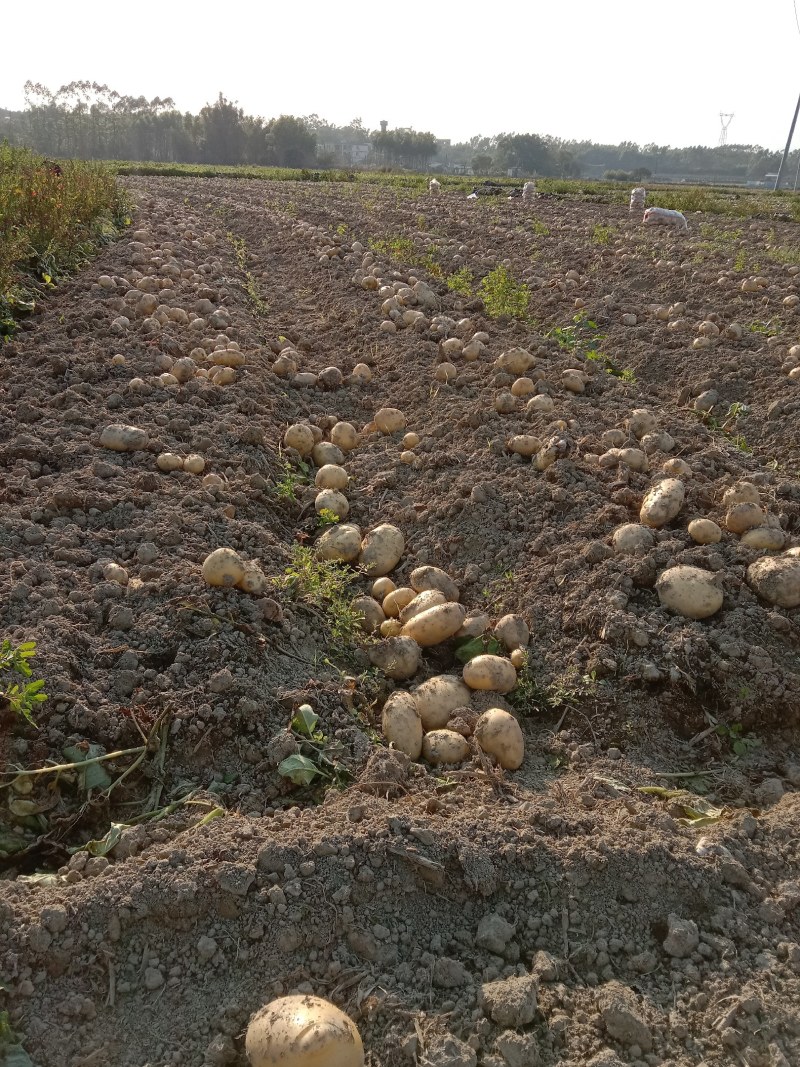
(773, 89, 800, 189)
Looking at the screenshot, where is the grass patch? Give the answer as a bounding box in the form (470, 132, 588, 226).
(479, 265, 530, 319)
(0, 143, 130, 338)
(227, 232, 268, 314)
(446, 266, 474, 296)
(272, 545, 362, 654)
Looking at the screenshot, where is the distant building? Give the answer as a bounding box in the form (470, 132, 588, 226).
(317, 142, 371, 166)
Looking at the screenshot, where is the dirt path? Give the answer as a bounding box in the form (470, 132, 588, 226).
(1, 178, 799, 1067)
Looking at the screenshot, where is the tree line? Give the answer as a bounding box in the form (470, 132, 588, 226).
(0, 81, 795, 183)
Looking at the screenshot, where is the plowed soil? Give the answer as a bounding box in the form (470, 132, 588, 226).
(1, 178, 800, 1067)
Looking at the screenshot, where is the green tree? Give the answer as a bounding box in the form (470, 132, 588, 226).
(472, 153, 493, 175)
(266, 115, 316, 167)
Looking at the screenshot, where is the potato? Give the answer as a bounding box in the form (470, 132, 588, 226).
(747, 555, 800, 607)
(458, 612, 490, 638)
(316, 524, 362, 562)
(655, 565, 723, 619)
(741, 527, 785, 551)
(315, 464, 349, 490)
(402, 602, 466, 647)
(372, 577, 396, 599)
(562, 370, 585, 394)
(100, 424, 149, 452)
(441, 337, 463, 357)
(463, 655, 517, 694)
(640, 478, 685, 528)
(382, 587, 417, 618)
(725, 503, 764, 534)
(601, 429, 625, 449)
(507, 434, 541, 457)
(211, 348, 246, 368)
(369, 636, 421, 680)
(375, 407, 406, 434)
(412, 674, 472, 730)
(612, 524, 655, 554)
(381, 692, 423, 759)
(618, 447, 648, 473)
(509, 648, 527, 669)
(496, 348, 535, 375)
(403, 432, 420, 449)
(103, 563, 128, 585)
(474, 709, 524, 770)
(398, 590, 446, 626)
(330, 422, 358, 451)
(494, 614, 529, 651)
(352, 596, 385, 634)
(172, 356, 197, 382)
(510, 377, 536, 398)
(203, 473, 225, 490)
(409, 565, 459, 603)
(245, 994, 364, 1067)
(722, 482, 760, 507)
(422, 730, 471, 766)
(359, 524, 405, 576)
(239, 564, 269, 595)
(183, 454, 205, 474)
(157, 452, 184, 472)
(283, 424, 315, 456)
(312, 441, 345, 467)
(688, 518, 722, 545)
(663, 458, 692, 478)
(202, 547, 246, 588)
(527, 395, 555, 414)
(435, 362, 458, 383)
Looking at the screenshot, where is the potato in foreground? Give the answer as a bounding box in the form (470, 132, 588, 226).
(246, 995, 364, 1067)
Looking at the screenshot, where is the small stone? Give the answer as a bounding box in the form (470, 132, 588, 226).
(495, 1030, 541, 1067)
(209, 669, 234, 694)
(196, 935, 218, 961)
(531, 950, 558, 981)
(663, 914, 699, 958)
(755, 778, 785, 808)
(40, 905, 68, 934)
(433, 957, 471, 988)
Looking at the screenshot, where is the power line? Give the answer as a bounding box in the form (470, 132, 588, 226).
(794, 0, 800, 36)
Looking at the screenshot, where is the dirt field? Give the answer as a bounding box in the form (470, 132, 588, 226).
(1, 177, 800, 1067)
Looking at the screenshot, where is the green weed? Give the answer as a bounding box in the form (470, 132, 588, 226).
(592, 224, 615, 245)
(715, 722, 761, 759)
(273, 545, 362, 653)
(1, 639, 48, 726)
(273, 459, 310, 501)
(277, 704, 351, 790)
(369, 234, 416, 260)
(227, 233, 268, 315)
(479, 265, 530, 320)
(446, 267, 474, 296)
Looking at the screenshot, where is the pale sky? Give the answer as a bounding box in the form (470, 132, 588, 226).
(4, 0, 800, 150)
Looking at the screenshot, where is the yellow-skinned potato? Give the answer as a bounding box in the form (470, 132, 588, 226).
(656, 565, 723, 620)
(283, 423, 315, 456)
(368, 636, 421, 680)
(412, 675, 472, 730)
(372, 577, 396, 600)
(402, 602, 466, 647)
(422, 729, 471, 766)
(312, 442, 345, 467)
(330, 422, 358, 451)
(315, 464, 349, 490)
(398, 590, 446, 626)
(358, 524, 405, 576)
(409, 565, 459, 603)
(315, 489, 349, 520)
(507, 435, 541, 458)
(245, 994, 364, 1067)
(639, 478, 685, 528)
(352, 595, 385, 633)
(202, 547, 246, 588)
(381, 692, 423, 759)
(474, 708, 524, 769)
(380, 618, 403, 637)
(316, 524, 362, 563)
(463, 655, 517, 694)
(382, 587, 417, 618)
(374, 407, 406, 434)
(688, 518, 722, 545)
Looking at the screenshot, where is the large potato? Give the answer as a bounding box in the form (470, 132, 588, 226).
(100, 424, 149, 452)
(368, 636, 421, 680)
(474, 709, 524, 770)
(381, 692, 423, 759)
(402, 602, 466, 647)
(399, 589, 447, 625)
(507, 435, 542, 458)
(315, 464, 349, 490)
(722, 481, 760, 507)
(316, 524, 362, 562)
(725, 503, 765, 534)
(202, 547, 246, 588)
(352, 595, 385, 633)
(358, 524, 405, 576)
(612, 524, 655, 554)
(688, 518, 722, 545)
(245, 994, 364, 1067)
(374, 407, 406, 434)
(495, 348, 535, 375)
(655, 565, 723, 619)
(494, 614, 529, 651)
(330, 422, 358, 451)
(640, 478, 685, 528)
(315, 489, 349, 520)
(463, 655, 517, 694)
(626, 409, 657, 439)
(422, 730, 470, 766)
(409, 565, 459, 603)
(746, 556, 800, 608)
(312, 442, 345, 467)
(412, 675, 472, 730)
(741, 527, 785, 551)
(283, 424, 315, 456)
